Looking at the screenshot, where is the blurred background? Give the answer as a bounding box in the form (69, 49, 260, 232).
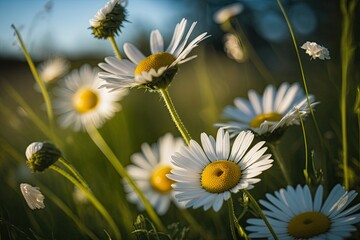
(1, 0, 359, 239)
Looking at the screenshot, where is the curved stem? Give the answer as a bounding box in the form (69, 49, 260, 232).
(58, 158, 90, 191)
(297, 110, 310, 185)
(276, 0, 323, 150)
(11, 25, 55, 136)
(267, 143, 292, 185)
(49, 165, 121, 239)
(159, 88, 191, 145)
(85, 124, 166, 232)
(243, 190, 278, 240)
(109, 36, 122, 60)
(228, 197, 249, 240)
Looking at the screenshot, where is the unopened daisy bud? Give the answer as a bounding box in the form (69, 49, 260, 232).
(89, 0, 128, 39)
(25, 142, 61, 172)
(20, 183, 45, 210)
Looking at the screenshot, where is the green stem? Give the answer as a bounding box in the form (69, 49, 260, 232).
(11, 25, 55, 135)
(276, 0, 323, 151)
(297, 110, 310, 185)
(228, 197, 250, 240)
(109, 36, 122, 60)
(85, 124, 166, 232)
(267, 143, 292, 185)
(243, 190, 278, 240)
(58, 158, 90, 191)
(38, 183, 99, 240)
(340, 0, 357, 189)
(49, 165, 121, 240)
(159, 88, 191, 145)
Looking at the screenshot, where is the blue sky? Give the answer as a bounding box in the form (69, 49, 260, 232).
(0, 0, 189, 60)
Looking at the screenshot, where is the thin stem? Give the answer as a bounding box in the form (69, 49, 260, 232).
(85, 124, 166, 232)
(267, 143, 292, 185)
(243, 190, 278, 240)
(159, 88, 191, 145)
(276, 0, 324, 151)
(109, 36, 122, 60)
(340, 0, 357, 189)
(50, 165, 121, 239)
(11, 25, 55, 134)
(228, 197, 250, 240)
(298, 110, 310, 185)
(58, 158, 90, 191)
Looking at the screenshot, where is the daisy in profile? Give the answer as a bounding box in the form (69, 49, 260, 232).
(213, 3, 244, 24)
(246, 184, 360, 239)
(98, 18, 209, 91)
(124, 133, 185, 215)
(301, 41, 330, 60)
(168, 128, 273, 212)
(216, 82, 317, 140)
(89, 0, 128, 39)
(53, 64, 128, 131)
(37, 57, 70, 84)
(20, 183, 45, 210)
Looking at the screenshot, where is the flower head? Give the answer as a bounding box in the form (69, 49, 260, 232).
(223, 33, 247, 63)
(213, 3, 244, 24)
(99, 18, 209, 91)
(301, 41, 330, 60)
(26, 142, 61, 172)
(216, 82, 317, 140)
(89, 0, 128, 39)
(37, 57, 70, 84)
(168, 129, 273, 212)
(20, 183, 45, 210)
(53, 64, 128, 131)
(124, 133, 185, 215)
(246, 184, 360, 239)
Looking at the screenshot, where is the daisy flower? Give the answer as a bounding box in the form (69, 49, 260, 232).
(124, 133, 185, 215)
(216, 82, 317, 139)
(89, 0, 128, 39)
(20, 183, 45, 210)
(37, 57, 70, 84)
(223, 33, 247, 63)
(246, 184, 360, 239)
(53, 64, 128, 131)
(26, 141, 61, 172)
(98, 18, 209, 91)
(213, 3, 244, 24)
(168, 128, 273, 212)
(301, 41, 330, 60)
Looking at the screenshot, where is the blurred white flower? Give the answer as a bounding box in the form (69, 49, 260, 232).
(213, 3, 244, 24)
(53, 64, 128, 131)
(73, 186, 88, 204)
(301, 41, 330, 60)
(223, 33, 247, 62)
(20, 183, 45, 210)
(37, 57, 70, 84)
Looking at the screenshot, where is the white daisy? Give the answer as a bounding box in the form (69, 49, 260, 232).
(124, 133, 185, 215)
(168, 128, 273, 212)
(301, 41, 330, 60)
(20, 183, 45, 210)
(25, 141, 61, 172)
(223, 33, 247, 63)
(89, 0, 128, 39)
(37, 57, 70, 84)
(216, 82, 317, 138)
(213, 3, 244, 24)
(98, 18, 209, 91)
(53, 64, 128, 131)
(246, 184, 360, 239)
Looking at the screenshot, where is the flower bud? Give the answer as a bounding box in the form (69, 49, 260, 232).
(25, 142, 61, 172)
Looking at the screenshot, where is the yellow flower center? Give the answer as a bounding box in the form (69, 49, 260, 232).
(201, 160, 241, 193)
(134, 52, 176, 76)
(288, 212, 331, 238)
(150, 166, 175, 194)
(249, 112, 283, 128)
(72, 89, 99, 113)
